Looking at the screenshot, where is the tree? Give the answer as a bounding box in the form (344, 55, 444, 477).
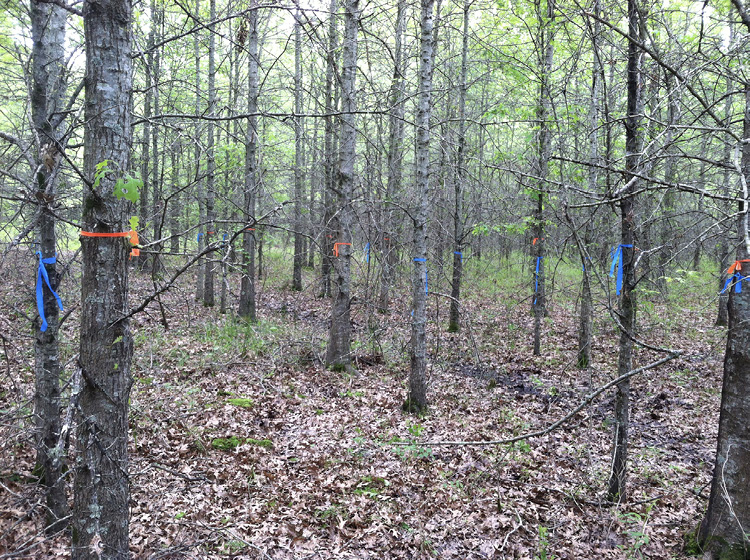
(30, 0, 68, 532)
(73, 0, 135, 556)
(239, 3, 259, 321)
(293, 10, 304, 292)
(607, 0, 642, 502)
(203, 0, 217, 307)
(405, 0, 436, 413)
(447, 0, 470, 333)
(325, 0, 358, 370)
(699, 2, 750, 553)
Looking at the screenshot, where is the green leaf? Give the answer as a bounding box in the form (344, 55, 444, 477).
(129, 216, 139, 231)
(114, 174, 142, 203)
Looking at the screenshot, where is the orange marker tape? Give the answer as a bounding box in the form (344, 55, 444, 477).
(728, 259, 750, 274)
(333, 242, 351, 257)
(81, 230, 140, 258)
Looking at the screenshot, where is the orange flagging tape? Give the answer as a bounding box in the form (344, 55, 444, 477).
(333, 242, 351, 257)
(532, 237, 545, 246)
(244, 228, 255, 231)
(81, 230, 140, 258)
(728, 259, 750, 274)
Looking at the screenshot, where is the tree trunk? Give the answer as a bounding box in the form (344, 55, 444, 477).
(194, 0, 205, 302)
(405, 0, 435, 413)
(239, 4, 259, 321)
(532, 0, 554, 356)
(577, 0, 600, 369)
(607, 0, 641, 501)
(203, 0, 217, 307)
(31, 0, 67, 532)
(378, 0, 406, 314)
(448, 1, 469, 333)
(150, 0, 163, 279)
(325, 0, 358, 370)
(73, 0, 134, 556)
(320, 0, 338, 299)
(293, 11, 304, 291)
(700, 5, 750, 551)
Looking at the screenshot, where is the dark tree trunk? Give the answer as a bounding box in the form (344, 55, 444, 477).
(31, 0, 67, 532)
(607, 0, 642, 502)
(448, 1, 469, 333)
(203, 0, 217, 307)
(73, 0, 134, 556)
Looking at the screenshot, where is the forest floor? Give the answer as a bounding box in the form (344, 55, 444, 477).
(0, 248, 726, 559)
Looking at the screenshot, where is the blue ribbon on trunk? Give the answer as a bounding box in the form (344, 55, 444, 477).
(365, 243, 370, 263)
(414, 257, 427, 294)
(534, 256, 543, 304)
(36, 251, 64, 332)
(609, 244, 633, 295)
(721, 273, 749, 294)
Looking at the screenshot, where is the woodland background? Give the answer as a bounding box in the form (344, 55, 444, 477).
(0, 0, 749, 557)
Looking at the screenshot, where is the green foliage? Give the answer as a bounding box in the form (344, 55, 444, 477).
(93, 160, 142, 203)
(535, 525, 555, 560)
(211, 436, 272, 451)
(226, 397, 253, 408)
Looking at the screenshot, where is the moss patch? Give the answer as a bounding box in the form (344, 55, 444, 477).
(226, 397, 254, 408)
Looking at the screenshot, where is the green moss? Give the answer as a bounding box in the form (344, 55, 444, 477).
(211, 436, 242, 451)
(227, 397, 253, 408)
(246, 438, 273, 449)
(211, 436, 272, 451)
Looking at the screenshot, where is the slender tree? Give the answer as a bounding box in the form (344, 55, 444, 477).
(325, 0, 358, 370)
(607, 0, 642, 501)
(74, 0, 135, 555)
(239, 3, 259, 321)
(293, 10, 304, 291)
(405, 0, 436, 413)
(203, 0, 217, 306)
(30, 0, 67, 532)
(448, 0, 470, 332)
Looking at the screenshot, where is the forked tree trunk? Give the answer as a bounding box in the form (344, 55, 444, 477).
(448, 1, 469, 333)
(31, 0, 67, 532)
(239, 4, 259, 321)
(405, 0, 435, 413)
(325, 0, 358, 370)
(607, 0, 641, 501)
(73, 0, 134, 556)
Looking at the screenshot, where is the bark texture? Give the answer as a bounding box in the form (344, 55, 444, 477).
(73, 0, 134, 556)
(406, 0, 435, 413)
(31, 0, 68, 532)
(607, 0, 641, 501)
(325, 0, 358, 370)
(239, 4, 259, 321)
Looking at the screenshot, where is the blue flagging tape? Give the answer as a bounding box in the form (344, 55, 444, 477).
(36, 251, 63, 332)
(609, 244, 633, 295)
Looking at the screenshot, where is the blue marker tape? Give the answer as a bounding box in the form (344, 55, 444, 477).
(36, 252, 64, 332)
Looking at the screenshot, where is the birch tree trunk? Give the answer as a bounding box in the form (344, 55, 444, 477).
(448, 1, 469, 333)
(31, 0, 67, 532)
(325, 0, 358, 370)
(607, 0, 642, 501)
(405, 0, 435, 413)
(239, 4, 259, 321)
(73, 0, 134, 555)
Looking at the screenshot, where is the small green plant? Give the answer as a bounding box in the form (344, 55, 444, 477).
(211, 436, 272, 451)
(618, 505, 653, 559)
(535, 525, 555, 560)
(226, 397, 253, 408)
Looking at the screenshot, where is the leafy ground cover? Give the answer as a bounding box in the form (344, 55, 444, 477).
(0, 248, 725, 558)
